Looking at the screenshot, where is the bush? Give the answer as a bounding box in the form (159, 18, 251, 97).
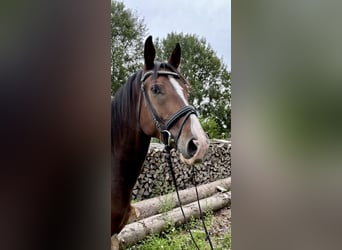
(200, 116, 228, 139)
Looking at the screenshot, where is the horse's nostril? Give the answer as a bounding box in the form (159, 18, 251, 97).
(187, 139, 198, 157)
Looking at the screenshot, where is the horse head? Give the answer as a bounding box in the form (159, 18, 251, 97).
(139, 36, 209, 165)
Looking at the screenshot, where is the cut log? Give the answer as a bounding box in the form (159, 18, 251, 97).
(115, 191, 231, 248)
(131, 177, 231, 221)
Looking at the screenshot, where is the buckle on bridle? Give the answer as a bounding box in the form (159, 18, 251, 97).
(161, 130, 172, 146)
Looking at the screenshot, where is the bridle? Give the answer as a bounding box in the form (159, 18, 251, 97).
(137, 62, 214, 250)
(139, 62, 197, 147)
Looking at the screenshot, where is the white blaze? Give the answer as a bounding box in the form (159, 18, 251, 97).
(169, 76, 206, 139)
(169, 76, 209, 164)
(190, 114, 207, 140)
(169, 76, 188, 105)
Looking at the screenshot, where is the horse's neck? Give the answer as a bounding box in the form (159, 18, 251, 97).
(112, 126, 151, 189)
(115, 129, 150, 163)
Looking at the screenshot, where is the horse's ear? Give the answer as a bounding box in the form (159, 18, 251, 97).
(144, 36, 155, 70)
(168, 43, 181, 69)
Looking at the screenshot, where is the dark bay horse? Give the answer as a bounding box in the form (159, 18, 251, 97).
(111, 36, 209, 238)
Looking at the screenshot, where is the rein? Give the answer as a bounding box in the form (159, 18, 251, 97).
(139, 62, 214, 250)
(164, 145, 214, 250)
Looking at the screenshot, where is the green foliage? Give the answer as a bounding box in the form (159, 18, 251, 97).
(220, 233, 232, 250)
(200, 116, 222, 139)
(155, 33, 231, 138)
(111, 1, 231, 138)
(159, 194, 176, 214)
(111, 0, 147, 94)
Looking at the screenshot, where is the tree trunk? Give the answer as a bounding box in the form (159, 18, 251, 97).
(130, 177, 231, 222)
(115, 191, 231, 248)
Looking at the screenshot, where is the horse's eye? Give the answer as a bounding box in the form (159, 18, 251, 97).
(151, 84, 162, 95)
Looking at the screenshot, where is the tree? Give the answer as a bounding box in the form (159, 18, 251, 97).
(111, 0, 147, 94)
(155, 33, 231, 138)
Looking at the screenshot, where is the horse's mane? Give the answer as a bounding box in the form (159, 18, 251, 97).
(111, 70, 143, 145)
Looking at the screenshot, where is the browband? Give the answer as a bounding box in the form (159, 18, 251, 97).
(141, 70, 179, 83)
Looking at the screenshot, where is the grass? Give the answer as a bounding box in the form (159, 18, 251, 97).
(159, 193, 176, 214)
(123, 210, 231, 250)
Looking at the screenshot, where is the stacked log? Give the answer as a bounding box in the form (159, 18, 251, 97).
(132, 140, 231, 201)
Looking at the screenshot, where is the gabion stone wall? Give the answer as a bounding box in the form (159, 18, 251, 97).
(132, 140, 231, 201)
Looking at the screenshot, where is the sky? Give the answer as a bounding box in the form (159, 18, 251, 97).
(121, 0, 231, 71)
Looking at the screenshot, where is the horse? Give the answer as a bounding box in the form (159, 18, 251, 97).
(111, 36, 209, 238)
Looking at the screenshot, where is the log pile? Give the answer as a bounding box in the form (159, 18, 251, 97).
(132, 140, 231, 201)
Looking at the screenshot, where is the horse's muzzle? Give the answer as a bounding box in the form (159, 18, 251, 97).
(180, 137, 209, 165)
